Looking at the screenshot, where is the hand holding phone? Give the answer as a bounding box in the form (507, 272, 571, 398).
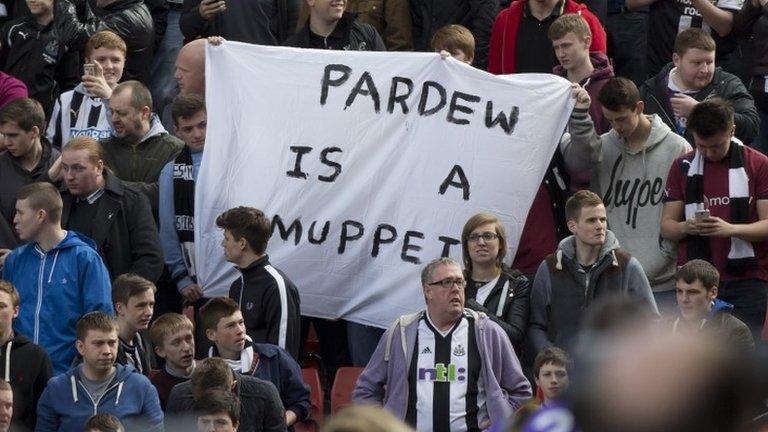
(83, 63, 97, 77)
(694, 209, 711, 221)
(199, 0, 226, 20)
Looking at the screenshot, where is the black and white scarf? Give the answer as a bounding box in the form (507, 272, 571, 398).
(173, 146, 197, 282)
(684, 139, 757, 274)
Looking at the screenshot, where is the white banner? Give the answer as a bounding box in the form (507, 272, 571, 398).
(197, 42, 574, 328)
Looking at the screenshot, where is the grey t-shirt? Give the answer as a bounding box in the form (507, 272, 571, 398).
(80, 367, 117, 402)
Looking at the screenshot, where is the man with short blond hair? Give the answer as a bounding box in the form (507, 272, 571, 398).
(59, 136, 163, 282)
(549, 14, 614, 134)
(149, 313, 196, 409)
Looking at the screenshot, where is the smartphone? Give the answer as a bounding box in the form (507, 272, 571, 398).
(695, 209, 711, 221)
(83, 63, 97, 77)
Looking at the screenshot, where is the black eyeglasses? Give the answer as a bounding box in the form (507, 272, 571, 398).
(428, 278, 467, 289)
(468, 232, 499, 243)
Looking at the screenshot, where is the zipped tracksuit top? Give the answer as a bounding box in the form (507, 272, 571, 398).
(2, 231, 113, 375)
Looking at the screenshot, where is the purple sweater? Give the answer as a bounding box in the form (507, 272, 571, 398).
(0, 71, 27, 108)
(353, 309, 532, 429)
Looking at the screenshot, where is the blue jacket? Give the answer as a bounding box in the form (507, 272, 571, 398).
(36, 363, 163, 432)
(2, 231, 113, 374)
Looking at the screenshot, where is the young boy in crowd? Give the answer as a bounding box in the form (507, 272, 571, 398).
(432, 24, 475, 64)
(194, 391, 241, 432)
(47, 31, 127, 148)
(200, 297, 310, 428)
(533, 347, 571, 406)
(113, 273, 157, 376)
(85, 414, 125, 432)
(149, 313, 196, 410)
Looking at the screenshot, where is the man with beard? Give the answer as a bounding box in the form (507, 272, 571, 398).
(100, 81, 184, 212)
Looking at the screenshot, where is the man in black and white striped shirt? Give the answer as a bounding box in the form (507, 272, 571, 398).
(47, 31, 126, 149)
(354, 258, 531, 431)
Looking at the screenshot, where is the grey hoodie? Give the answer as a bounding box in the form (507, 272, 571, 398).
(562, 109, 691, 292)
(528, 230, 659, 353)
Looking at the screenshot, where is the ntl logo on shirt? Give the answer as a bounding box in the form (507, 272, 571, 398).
(418, 363, 467, 382)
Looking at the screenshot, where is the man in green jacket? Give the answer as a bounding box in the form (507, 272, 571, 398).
(100, 80, 184, 211)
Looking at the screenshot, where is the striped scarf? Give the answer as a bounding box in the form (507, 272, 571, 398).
(684, 139, 757, 274)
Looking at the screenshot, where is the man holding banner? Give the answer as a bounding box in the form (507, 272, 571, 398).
(353, 257, 531, 431)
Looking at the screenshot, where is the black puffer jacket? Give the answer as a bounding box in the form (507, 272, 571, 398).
(285, 12, 385, 51)
(0, 16, 79, 115)
(640, 62, 760, 143)
(54, 0, 154, 82)
(410, 0, 498, 70)
(166, 371, 286, 432)
(465, 267, 530, 352)
(181, 0, 299, 44)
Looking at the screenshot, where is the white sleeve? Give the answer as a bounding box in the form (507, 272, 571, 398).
(715, 0, 743, 12)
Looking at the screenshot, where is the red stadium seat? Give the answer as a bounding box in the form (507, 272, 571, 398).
(331, 367, 364, 415)
(301, 368, 324, 426)
(293, 420, 318, 432)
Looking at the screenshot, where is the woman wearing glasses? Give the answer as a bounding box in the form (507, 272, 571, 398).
(461, 213, 530, 352)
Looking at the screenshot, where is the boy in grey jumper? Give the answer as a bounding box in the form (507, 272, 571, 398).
(562, 78, 691, 313)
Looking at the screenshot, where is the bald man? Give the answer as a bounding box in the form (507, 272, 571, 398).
(161, 38, 220, 132)
(175, 39, 206, 97)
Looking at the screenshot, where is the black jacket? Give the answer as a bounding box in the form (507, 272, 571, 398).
(0, 139, 59, 249)
(180, 0, 299, 44)
(0, 16, 79, 115)
(465, 268, 530, 352)
(229, 255, 302, 360)
(640, 63, 760, 143)
(54, 0, 154, 82)
(166, 371, 287, 432)
(410, 0, 498, 70)
(285, 12, 385, 51)
(60, 172, 164, 282)
(116, 330, 156, 377)
(0, 334, 53, 432)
